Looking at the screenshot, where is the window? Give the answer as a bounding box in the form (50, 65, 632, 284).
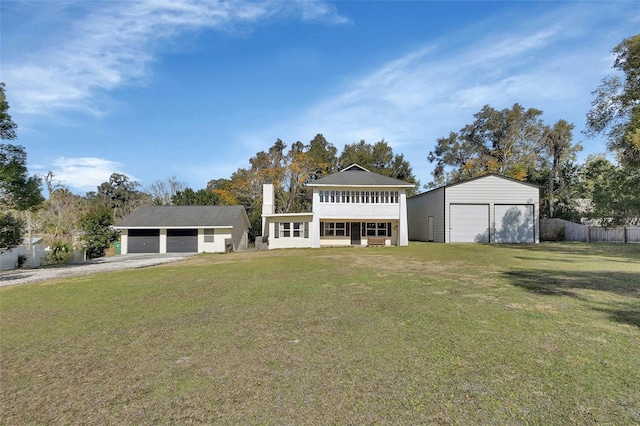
(363, 191, 370, 203)
(383, 191, 389, 203)
(365, 222, 392, 237)
(320, 190, 327, 203)
(390, 191, 398, 203)
(330, 190, 336, 203)
(322, 222, 349, 237)
(372, 191, 380, 203)
(204, 229, 214, 242)
(354, 191, 360, 203)
(342, 191, 350, 203)
(281, 222, 291, 238)
(275, 222, 307, 238)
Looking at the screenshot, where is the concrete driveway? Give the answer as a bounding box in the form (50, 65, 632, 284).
(0, 253, 195, 288)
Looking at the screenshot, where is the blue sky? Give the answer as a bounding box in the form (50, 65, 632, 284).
(2, 1, 639, 195)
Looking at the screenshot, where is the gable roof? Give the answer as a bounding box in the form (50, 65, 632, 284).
(409, 173, 539, 199)
(307, 163, 414, 187)
(115, 205, 249, 228)
(444, 173, 539, 189)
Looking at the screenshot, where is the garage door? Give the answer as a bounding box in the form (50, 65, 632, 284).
(449, 204, 490, 243)
(128, 229, 160, 253)
(167, 229, 198, 253)
(494, 204, 534, 243)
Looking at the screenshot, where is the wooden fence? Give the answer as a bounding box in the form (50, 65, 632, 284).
(541, 218, 640, 243)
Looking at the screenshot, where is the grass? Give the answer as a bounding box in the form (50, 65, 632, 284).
(1, 243, 639, 424)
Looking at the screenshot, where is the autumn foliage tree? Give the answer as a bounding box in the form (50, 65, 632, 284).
(428, 104, 549, 185)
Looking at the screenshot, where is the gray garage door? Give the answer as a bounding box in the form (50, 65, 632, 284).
(167, 229, 198, 253)
(128, 229, 160, 253)
(494, 204, 534, 243)
(449, 204, 490, 243)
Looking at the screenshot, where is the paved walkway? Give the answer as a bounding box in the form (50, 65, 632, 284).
(0, 253, 194, 288)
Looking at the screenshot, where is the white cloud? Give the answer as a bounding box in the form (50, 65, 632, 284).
(239, 3, 633, 186)
(40, 157, 137, 193)
(3, 0, 349, 116)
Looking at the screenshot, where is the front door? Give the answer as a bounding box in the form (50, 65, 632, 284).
(350, 222, 361, 245)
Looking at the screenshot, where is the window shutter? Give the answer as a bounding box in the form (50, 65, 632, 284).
(304, 222, 309, 238)
(361, 222, 365, 237)
(275, 222, 279, 239)
(388, 222, 392, 236)
(346, 222, 350, 237)
(320, 222, 324, 236)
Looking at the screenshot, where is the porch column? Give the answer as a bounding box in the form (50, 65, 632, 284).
(398, 192, 409, 246)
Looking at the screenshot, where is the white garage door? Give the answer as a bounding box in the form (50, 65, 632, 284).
(494, 204, 534, 243)
(449, 204, 490, 243)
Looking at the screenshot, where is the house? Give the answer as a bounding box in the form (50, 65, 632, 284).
(261, 164, 415, 249)
(407, 174, 539, 243)
(114, 205, 250, 254)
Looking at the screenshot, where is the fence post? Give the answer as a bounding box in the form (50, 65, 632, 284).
(623, 226, 627, 244)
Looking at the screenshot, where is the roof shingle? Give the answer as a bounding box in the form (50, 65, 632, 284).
(115, 205, 247, 228)
(307, 164, 414, 187)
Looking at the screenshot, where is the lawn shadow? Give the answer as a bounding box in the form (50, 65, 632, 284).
(506, 242, 640, 262)
(505, 269, 640, 328)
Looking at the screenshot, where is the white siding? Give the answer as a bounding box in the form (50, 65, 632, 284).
(199, 228, 233, 253)
(445, 175, 539, 243)
(311, 186, 410, 247)
(231, 214, 249, 250)
(266, 214, 313, 250)
(407, 175, 539, 244)
(407, 188, 445, 242)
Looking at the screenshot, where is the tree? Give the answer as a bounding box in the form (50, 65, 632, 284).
(147, 175, 186, 205)
(171, 188, 222, 205)
(36, 185, 88, 245)
(337, 139, 419, 193)
(0, 87, 44, 251)
(206, 178, 238, 205)
(96, 173, 148, 220)
(539, 120, 582, 218)
(428, 104, 547, 185)
(0, 144, 44, 211)
(0, 212, 23, 251)
(581, 156, 640, 226)
(586, 34, 640, 168)
(79, 205, 118, 259)
(306, 134, 338, 180)
(0, 83, 17, 141)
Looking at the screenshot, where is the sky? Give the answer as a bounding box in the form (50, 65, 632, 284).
(1, 1, 639, 195)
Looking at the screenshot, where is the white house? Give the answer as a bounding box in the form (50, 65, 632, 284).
(262, 164, 415, 249)
(114, 205, 250, 254)
(407, 174, 540, 243)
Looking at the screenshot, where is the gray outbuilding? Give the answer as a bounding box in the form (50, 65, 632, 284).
(407, 174, 539, 244)
(115, 205, 250, 254)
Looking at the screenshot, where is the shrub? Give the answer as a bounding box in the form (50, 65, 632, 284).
(46, 241, 73, 265)
(15, 254, 27, 269)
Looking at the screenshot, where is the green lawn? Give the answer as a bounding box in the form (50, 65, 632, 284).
(1, 243, 639, 424)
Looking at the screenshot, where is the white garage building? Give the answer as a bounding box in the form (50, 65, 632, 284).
(407, 174, 539, 244)
(114, 205, 250, 254)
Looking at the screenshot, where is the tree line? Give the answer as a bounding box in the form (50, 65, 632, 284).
(1, 34, 638, 260)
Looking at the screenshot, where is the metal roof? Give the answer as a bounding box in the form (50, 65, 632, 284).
(409, 173, 539, 199)
(115, 205, 249, 228)
(307, 163, 415, 187)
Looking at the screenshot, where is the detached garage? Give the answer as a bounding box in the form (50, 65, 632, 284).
(407, 174, 539, 244)
(115, 205, 250, 254)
